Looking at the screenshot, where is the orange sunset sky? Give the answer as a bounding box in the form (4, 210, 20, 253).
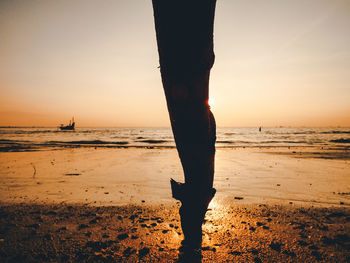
(0, 0, 349, 127)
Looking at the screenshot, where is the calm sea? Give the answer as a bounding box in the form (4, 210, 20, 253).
(0, 127, 349, 152)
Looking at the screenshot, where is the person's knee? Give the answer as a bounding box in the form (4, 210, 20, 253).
(170, 98, 208, 125)
(168, 84, 190, 103)
(171, 102, 215, 150)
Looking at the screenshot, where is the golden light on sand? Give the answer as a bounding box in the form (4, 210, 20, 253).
(203, 199, 228, 245)
(206, 199, 226, 222)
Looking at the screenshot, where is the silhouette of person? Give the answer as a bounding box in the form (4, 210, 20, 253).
(152, 0, 217, 261)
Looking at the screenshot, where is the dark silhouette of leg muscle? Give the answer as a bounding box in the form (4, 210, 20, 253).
(152, 0, 217, 256)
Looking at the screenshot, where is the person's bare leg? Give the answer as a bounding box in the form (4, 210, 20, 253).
(152, 0, 217, 258)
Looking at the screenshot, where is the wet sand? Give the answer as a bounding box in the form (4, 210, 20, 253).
(1, 147, 349, 206)
(0, 147, 350, 262)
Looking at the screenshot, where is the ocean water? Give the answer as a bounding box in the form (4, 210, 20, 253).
(0, 127, 349, 152)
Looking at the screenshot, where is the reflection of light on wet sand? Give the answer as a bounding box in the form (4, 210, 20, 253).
(202, 199, 229, 245)
(172, 230, 182, 243)
(207, 199, 227, 219)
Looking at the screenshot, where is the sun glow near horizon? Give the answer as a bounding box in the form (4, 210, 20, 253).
(0, 0, 350, 127)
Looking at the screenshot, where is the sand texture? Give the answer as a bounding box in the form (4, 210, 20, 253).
(0, 146, 350, 262)
(0, 203, 349, 262)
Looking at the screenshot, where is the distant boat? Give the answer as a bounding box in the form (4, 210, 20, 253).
(59, 117, 75, 131)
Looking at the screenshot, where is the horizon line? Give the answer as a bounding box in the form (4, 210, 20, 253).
(1, 125, 349, 129)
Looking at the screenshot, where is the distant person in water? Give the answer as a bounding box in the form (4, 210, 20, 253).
(152, 0, 217, 261)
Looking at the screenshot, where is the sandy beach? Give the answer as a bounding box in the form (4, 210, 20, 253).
(1, 147, 349, 206)
(0, 202, 349, 262)
(2, 0, 350, 261)
(0, 146, 350, 262)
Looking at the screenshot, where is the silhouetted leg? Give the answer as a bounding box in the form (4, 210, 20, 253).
(152, 0, 217, 258)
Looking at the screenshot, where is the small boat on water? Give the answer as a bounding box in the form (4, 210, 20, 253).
(59, 117, 75, 131)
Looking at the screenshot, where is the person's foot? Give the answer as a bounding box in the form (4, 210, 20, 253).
(171, 178, 216, 262)
(177, 242, 202, 263)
